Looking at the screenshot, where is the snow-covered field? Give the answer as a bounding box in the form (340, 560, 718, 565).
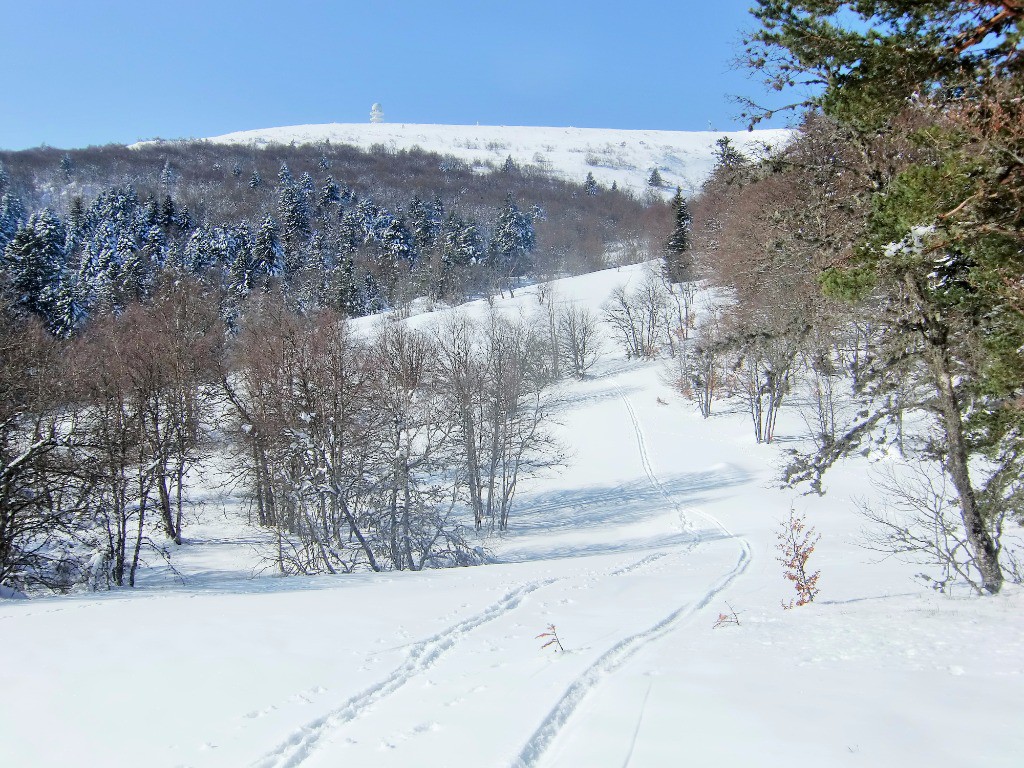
(195, 122, 793, 196)
(2, 263, 1022, 768)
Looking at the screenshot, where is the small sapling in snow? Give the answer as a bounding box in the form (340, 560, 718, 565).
(713, 603, 741, 628)
(536, 624, 565, 652)
(776, 507, 821, 609)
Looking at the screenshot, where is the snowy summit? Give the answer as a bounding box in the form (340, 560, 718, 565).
(200, 122, 793, 195)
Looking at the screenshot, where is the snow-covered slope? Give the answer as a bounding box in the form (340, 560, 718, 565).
(200, 122, 793, 195)
(2, 263, 1022, 768)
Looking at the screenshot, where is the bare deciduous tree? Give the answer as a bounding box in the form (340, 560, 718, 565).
(434, 311, 562, 532)
(557, 302, 602, 379)
(857, 463, 1024, 595)
(602, 270, 671, 359)
(225, 298, 558, 572)
(0, 315, 87, 592)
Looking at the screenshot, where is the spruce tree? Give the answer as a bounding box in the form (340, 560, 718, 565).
(66, 196, 85, 253)
(160, 194, 176, 231)
(252, 216, 283, 279)
(0, 193, 27, 250)
(380, 217, 414, 267)
(408, 195, 441, 252)
(490, 195, 536, 294)
(2, 209, 67, 323)
(319, 177, 341, 210)
(143, 195, 160, 228)
(224, 222, 256, 303)
(277, 182, 311, 246)
(48, 278, 83, 338)
(664, 187, 694, 282)
(175, 205, 193, 232)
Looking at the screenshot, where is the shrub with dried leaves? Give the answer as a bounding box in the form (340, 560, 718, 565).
(776, 508, 821, 609)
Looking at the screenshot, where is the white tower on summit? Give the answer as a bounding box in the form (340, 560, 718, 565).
(370, 103, 384, 124)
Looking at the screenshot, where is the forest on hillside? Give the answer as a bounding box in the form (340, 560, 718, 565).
(5, 1, 1021, 604)
(683, 0, 1024, 596)
(0, 139, 667, 334)
(0, 137, 674, 593)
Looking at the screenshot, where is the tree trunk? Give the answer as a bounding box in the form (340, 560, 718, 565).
(157, 474, 175, 540)
(928, 343, 1003, 593)
(174, 461, 185, 545)
(907, 273, 1002, 594)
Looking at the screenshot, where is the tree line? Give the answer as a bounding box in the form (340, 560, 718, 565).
(0, 139, 668, 336)
(2, 259, 656, 591)
(0, 135, 674, 594)
(674, 1, 1024, 595)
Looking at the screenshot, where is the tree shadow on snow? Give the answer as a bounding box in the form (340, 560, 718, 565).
(494, 464, 750, 563)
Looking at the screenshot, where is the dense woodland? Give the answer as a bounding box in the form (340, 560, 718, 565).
(0, 136, 671, 592)
(0, 139, 666, 333)
(678, 0, 1024, 595)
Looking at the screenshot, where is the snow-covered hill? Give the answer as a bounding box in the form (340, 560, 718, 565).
(200, 122, 793, 196)
(2, 263, 1022, 767)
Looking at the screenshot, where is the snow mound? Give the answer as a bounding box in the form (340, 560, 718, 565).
(194, 122, 793, 196)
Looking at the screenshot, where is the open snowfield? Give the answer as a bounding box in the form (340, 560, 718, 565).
(194, 122, 793, 197)
(2, 263, 1022, 767)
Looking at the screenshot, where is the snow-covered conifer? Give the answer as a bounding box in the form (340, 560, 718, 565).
(0, 193, 28, 250)
(664, 187, 694, 282)
(3, 209, 68, 322)
(252, 216, 283, 278)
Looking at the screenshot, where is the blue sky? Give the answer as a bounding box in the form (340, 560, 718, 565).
(0, 0, 792, 150)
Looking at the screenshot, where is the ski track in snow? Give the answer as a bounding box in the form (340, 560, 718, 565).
(251, 578, 561, 768)
(618, 390, 679, 521)
(608, 551, 668, 577)
(511, 548, 751, 768)
(245, 543, 683, 768)
(619, 389, 749, 548)
(618, 387, 711, 546)
(509, 390, 753, 768)
(242, 534, 692, 767)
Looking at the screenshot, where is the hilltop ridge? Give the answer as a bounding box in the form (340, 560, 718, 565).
(197, 122, 794, 196)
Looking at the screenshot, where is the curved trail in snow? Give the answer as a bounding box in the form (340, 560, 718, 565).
(248, 542, 682, 768)
(618, 390, 749, 549)
(510, 389, 752, 768)
(619, 392, 674, 512)
(252, 578, 559, 768)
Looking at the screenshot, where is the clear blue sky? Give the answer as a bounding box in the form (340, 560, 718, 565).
(0, 0, 791, 150)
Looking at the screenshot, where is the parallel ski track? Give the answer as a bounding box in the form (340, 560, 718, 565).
(619, 392, 674, 510)
(618, 388, 747, 553)
(510, 390, 752, 768)
(608, 551, 668, 576)
(252, 578, 559, 768)
(253, 388, 748, 768)
(248, 535, 687, 767)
